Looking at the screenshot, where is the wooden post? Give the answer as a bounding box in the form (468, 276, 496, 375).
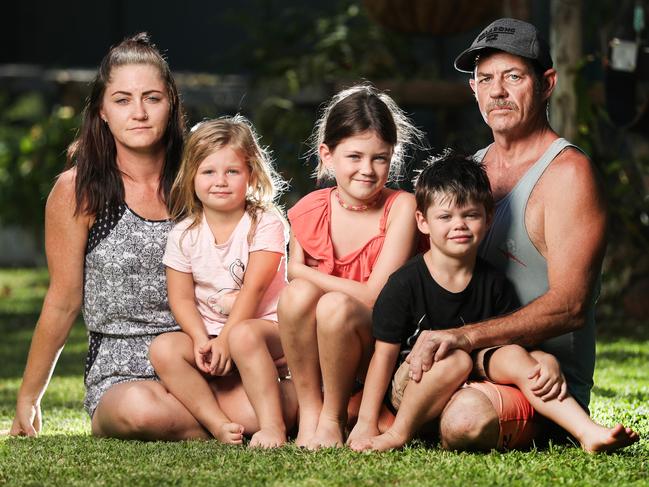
(550, 0, 582, 141)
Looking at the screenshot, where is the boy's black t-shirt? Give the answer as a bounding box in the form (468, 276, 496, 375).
(373, 254, 521, 351)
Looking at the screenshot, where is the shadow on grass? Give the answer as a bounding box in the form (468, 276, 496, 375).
(0, 312, 86, 379)
(0, 389, 84, 411)
(591, 386, 648, 401)
(596, 319, 649, 342)
(3, 434, 92, 445)
(596, 348, 649, 362)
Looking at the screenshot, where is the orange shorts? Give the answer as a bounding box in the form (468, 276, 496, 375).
(463, 381, 540, 450)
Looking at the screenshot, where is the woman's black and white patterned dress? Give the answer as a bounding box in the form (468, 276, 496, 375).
(83, 204, 179, 416)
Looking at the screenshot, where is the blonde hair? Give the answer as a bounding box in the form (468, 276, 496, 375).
(169, 115, 287, 242)
(307, 83, 423, 183)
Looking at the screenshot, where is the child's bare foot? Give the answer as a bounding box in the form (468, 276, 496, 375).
(249, 425, 287, 449)
(294, 410, 320, 448)
(214, 422, 245, 445)
(350, 429, 408, 452)
(581, 423, 639, 453)
(307, 417, 345, 450)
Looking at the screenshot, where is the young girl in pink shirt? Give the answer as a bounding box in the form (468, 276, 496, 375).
(150, 116, 296, 448)
(279, 84, 423, 449)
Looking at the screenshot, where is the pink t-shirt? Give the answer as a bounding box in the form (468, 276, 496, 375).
(163, 209, 288, 335)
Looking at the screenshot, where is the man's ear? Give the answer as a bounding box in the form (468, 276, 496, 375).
(415, 209, 430, 235)
(469, 78, 477, 98)
(542, 68, 557, 101)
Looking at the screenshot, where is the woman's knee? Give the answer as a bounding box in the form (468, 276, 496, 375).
(149, 332, 191, 371)
(439, 388, 500, 451)
(94, 382, 190, 439)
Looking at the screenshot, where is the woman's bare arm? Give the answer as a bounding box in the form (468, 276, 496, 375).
(11, 169, 90, 436)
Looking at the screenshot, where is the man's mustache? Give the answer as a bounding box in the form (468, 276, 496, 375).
(486, 100, 518, 112)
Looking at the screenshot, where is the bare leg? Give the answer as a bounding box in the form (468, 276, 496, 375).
(229, 319, 288, 448)
(310, 291, 374, 449)
(149, 332, 244, 444)
(278, 279, 324, 447)
(352, 350, 473, 452)
(207, 373, 260, 433)
(347, 389, 395, 433)
(438, 387, 501, 451)
(489, 345, 640, 453)
(91, 380, 210, 440)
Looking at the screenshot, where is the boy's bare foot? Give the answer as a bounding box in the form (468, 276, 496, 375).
(294, 410, 320, 448)
(249, 425, 287, 449)
(350, 429, 408, 452)
(214, 422, 245, 445)
(582, 423, 639, 453)
(307, 417, 345, 450)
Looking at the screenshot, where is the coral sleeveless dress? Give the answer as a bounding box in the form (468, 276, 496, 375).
(287, 187, 404, 282)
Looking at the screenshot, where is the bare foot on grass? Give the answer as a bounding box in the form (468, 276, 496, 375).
(582, 424, 639, 453)
(350, 429, 408, 452)
(307, 417, 345, 450)
(214, 422, 245, 445)
(249, 426, 287, 449)
(294, 409, 320, 448)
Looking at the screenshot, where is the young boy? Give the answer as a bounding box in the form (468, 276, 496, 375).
(347, 151, 639, 453)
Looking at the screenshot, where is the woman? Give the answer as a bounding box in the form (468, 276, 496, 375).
(10, 33, 260, 440)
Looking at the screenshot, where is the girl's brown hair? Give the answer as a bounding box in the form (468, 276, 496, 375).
(308, 83, 423, 183)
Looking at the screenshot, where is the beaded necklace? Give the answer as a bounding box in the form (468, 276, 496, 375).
(334, 189, 381, 212)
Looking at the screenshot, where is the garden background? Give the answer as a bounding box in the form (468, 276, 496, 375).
(0, 1, 647, 485)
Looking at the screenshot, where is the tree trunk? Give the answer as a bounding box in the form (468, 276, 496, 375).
(550, 0, 582, 141)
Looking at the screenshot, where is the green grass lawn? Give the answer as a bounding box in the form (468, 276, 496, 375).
(0, 268, 647, 486)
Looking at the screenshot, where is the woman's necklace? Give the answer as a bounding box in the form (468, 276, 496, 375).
(334, 189, 381, 212)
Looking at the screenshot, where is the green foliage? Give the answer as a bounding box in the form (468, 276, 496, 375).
(225, 0, 422, 201)
(570, 0, 649, 313)
(0, 91, 79, 242)
(0, 268, 647, 486)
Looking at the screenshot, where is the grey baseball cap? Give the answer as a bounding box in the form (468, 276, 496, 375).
(454, 18, 553, 73)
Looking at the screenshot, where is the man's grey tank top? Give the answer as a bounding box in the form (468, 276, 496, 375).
(476, 138, 597, 410)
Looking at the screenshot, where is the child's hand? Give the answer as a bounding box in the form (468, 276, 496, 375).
(193, 339, 213, 374)
(346, 420, 380, 450)
(528, 351, 568, 401)
(199, 336, 233, 376)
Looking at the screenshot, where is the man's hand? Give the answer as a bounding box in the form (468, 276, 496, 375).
(405, 329, 472, 382)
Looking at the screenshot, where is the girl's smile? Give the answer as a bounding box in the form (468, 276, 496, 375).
(320, 130, 392, 207)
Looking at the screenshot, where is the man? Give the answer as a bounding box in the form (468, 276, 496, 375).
(406, 18, 634, 451)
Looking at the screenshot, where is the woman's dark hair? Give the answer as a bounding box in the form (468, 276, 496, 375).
(66, 32, 185, 215)
(309, 84, 422, 182)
